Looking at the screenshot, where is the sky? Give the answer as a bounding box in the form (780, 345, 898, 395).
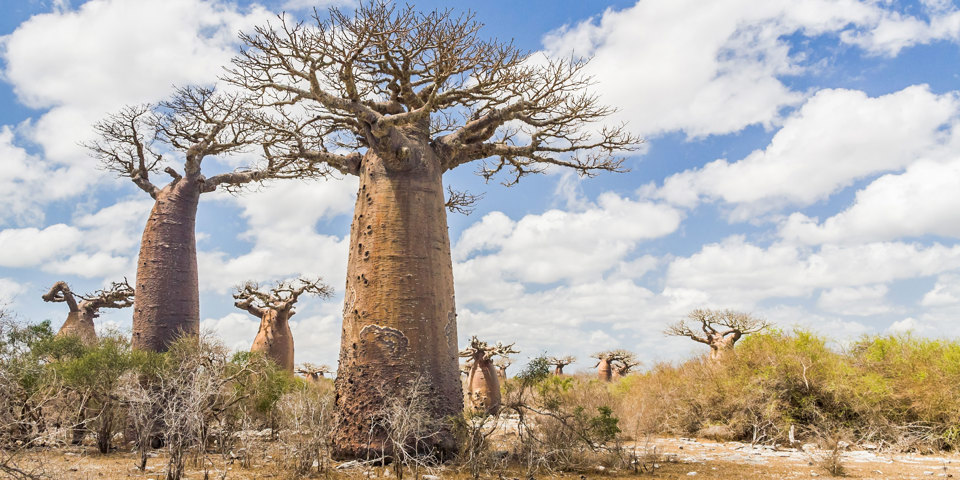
(2, 0, 960, 375)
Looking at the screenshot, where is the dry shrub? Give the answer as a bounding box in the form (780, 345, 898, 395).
(275, 380, 335, 477)
(611, 330, 960, 452)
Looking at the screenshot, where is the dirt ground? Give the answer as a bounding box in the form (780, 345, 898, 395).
(10, 436, 960, 479)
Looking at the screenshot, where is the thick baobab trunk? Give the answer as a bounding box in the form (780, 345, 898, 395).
(57, 310, 97, 346)
(597, 359, 612, 382)
(553, 365, 565, 376)
(496, 366, 507, 381)
(131, 178, 201, 352)
(466, 360, 501, 415)
(333, 149, 461, 458)
(251, 309, 295, 372)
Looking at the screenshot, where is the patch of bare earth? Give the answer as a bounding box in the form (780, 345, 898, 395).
(12, 437, 960, 479)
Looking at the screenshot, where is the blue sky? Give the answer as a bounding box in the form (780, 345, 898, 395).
(2, 0, 960, 374)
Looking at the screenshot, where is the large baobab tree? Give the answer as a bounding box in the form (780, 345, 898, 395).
(228, 2, 638, 457)
(459, 337, 517, 415)
(547, 355, 576, 376)
(234, 278, 333, 372)
(665, 309, 770, 362)
(88, 87, 309, 352)
(41, 280, 135, 346)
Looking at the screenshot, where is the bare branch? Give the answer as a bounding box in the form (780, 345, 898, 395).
(78, 278, 136, 312)
(233, 277, 334, 317)
(443, 186, 483, 215)
(42, 281, 79, 313)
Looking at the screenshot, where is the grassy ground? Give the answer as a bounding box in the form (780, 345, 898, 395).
(12, 436, 960, 479)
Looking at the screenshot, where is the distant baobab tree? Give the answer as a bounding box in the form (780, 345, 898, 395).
(459, 337, 518, 415)
(547, 355, 576, 375)
(228, 1, 638, 456)
(297, 363, 333, 384)
(87, 87, 310, 352)
(610, 350, 640, 378)
(494, 357, 512, 381)
(41, 280, 134, 345)
(234, 278, 333, 372)
(665, 309, 770, 362)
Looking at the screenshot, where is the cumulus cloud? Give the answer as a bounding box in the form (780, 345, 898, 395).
(841, 3, 960, 56)
(0, 278, 27, 304)
(653, 86, 959, 219)
(781, 158, 960, 245)
(817, 285, 893, 316)
(0, 224, 83, 268)
(665, 236, 960, 305)
(541, 0, 891, 138)
(921, 274, 960, 307)
(0, 0, 273, 221)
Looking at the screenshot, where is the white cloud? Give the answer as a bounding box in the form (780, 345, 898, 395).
(454, 193, 681, 288)
(887, 316, 923, 334)
(0, 0, 274, 219)
(654, 86, 959, 219)
(781, 158, 960, 244)
(841, 5, 960, 56)
(817, 285, 892, 316)
(665, 236, 960, 305)
(0, 224, 82, 268)
(199, 178, 357, 293)
(0, 278, 27, 304)
(541, 0, 887, 138)
(281, 0, 355, 10)
(921, 274, 960, 307)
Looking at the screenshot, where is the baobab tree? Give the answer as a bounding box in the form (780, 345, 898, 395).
(493, 357, 512, 381)
(665, 308, 770, 362)
(593, 350, 625, 382)
(87, 86, 309, 352)
(234, 278, 333, 372)
(459, 337, 517, 415)
(297, 363, 333, 384)
(228, 1, 638, 456)
(41, 280, 135, 346)
(610, 350, 640, 378)
(547, 355, 576, 376)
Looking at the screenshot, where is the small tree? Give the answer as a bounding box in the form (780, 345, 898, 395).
(296, 363, 332, 384)
(592, 352, 616, 382)
(665, 309, 769, 362)
(546, 356, 575, 376)
(88, 87, 311, 353)
(460, 337, 518, 415)
(234, 278, 333, 372)
(493, 357, 512, 381)
(41, 280, 134, 346)
(611, 350, 640, 378)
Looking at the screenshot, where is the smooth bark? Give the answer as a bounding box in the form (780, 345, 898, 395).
(250, 309, 295, 372)
(131, 177, 201, 352)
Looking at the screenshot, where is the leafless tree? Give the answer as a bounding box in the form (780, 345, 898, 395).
(226, 1, 639, 456)
(296, 363, 333, 384)
(41, 280, 134, 346)
(665, 309, 770, 362)
(460, 337, 518, 415)
(610, 350, 640, 378)
(372, 376, 443, 479)
(234, 278, 333, 372)
(493, 357, 512, 381)
(547, 355, 576, 376)
(276, 386, 336, 476)
(87, 86, 314, 353)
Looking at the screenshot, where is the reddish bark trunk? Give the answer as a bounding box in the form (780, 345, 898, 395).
(250, 309, 295, 372)
(496, 366, 507, 381)
(597, 359, 612, 382)
(466, 359, 501, 415)
(56, 310, 97, 346)
(131, 178, 201, 352)
(333, 149, 461, 458)
(553, 365, 565, 376)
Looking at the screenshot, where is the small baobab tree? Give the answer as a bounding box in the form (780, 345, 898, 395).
(459, 337, 517, 415)
(234, 278, 333, 372)
(297, 363, 333, 384)
(665, 308, 770, 362)
(547, 355, 576, 376)
(87, 86, 310, 352)
(593, 350, 629, 382)
(41, 280, 134, 346)
(610, 350, 640, 378)
(493, 357, 512, 381)
(228, 1, 638, 456)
